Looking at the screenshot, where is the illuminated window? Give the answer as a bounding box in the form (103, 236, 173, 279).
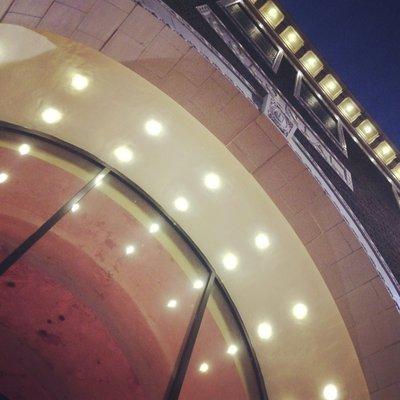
(356, 120, 379, 144)
(300, 50, 323, 77)
(374, 141, 396, 165)
(226, 2, 280, 67)
(295, 75, 346, 152)
(319, 74, 343, 100)
(259, 1, 284, 29)
(280, 26, 304, 53)
(338, 97, 361, 123)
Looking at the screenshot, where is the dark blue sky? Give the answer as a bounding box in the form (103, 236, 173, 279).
(278, 0, 400, 147)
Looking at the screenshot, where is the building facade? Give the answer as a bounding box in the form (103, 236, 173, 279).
(0, 0, 399, 399)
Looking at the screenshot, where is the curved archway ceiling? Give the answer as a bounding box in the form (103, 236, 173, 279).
(0, 24, 369, 399)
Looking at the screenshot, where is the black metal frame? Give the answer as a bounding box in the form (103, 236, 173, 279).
(0, 121, 268, 400)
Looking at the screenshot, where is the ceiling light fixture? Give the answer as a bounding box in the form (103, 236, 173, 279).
(166, 299, 178, 309)
(71, 73, 89, 91)
(174, 196, 189, 212)
(204, 172, 221, 190)
(41, 107, 62, 124)
(125, 245, 136, 255)
(323, 384, 338, 400)
(198, 362, 209, 373)
(113, 146, 133, 162)
(145, 119, 163, 136)
(319, 74, 342, 100)
(18, 143, 31, 155)
(292, 303, 308, 320)
(257, 322, 272, 340)
(280, 26, 304, 53)
(0, 172, 8, 183)
(259, 1, 284, 29)
(227, 344, 238, 356)
(193, 279, 204, 290)
(222, 252, 238, 270)
(255, 232, 270, 250)
(149, 223, 160, 234)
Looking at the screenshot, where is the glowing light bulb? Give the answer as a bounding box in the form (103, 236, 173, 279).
(167, 299, 177, 308)
(149, 223, 160, 234)
(323, 384, 338, 400)
(255, 233, 270, 250)
(125, 245, 135, 255)
(193, 279, 204, 290)
(71, 203, 80, 213)
(227, 344, 238, 355)
(41, 107, 62, 124)
(268, 8, 278, 18)
(345, 103, 354, 113)
(292, 303, 308, 320)
(307, 57, 317, 66)
(71, 73, 89, 91)
(114, 146, 133, 162)
(18, 144, 31, 155)
(145, 119, 163, 136)
(174, 197, 189, 212)
(364, 125, 372, 134)
(222, 253, 238, 270)
(204, 172, 221, 190)
(0, 172, 8, 183)
(257, 322, 272, 340)
(327, 81, 336, 91)
(198, 362, 209, 373)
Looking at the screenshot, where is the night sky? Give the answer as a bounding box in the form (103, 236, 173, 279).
(278, 0, 400, 147)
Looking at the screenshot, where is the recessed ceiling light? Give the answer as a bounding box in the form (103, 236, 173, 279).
(166, 299, 178, 309)
(259, 1, 284, 29)
(323, 384, 338, 400)
(257, 322, 272, 340)
(71, 203, 80, 213)
(149, 223, 160, 234)
(222, 252, 238, 270)
(319, 74, 342, 100)
(292, 303, 308, 320)
(145, 119, 163, 136)
(227, 344, 238, 355)
(174, 197, 189, 212)
(0, 172, 8, 183)
(338, 97, 360, 122)
(204, 172, 221, 190)
(255, 233, 270, 250)
(41, 107, 62, 124)
(280, 26, 304, 53)
(198, 362, 209, 373)
(113, 146, 133, 162)
(71, 73, 89, 91)
(18, 143, 31, 155)
(125, 245, 135, 255)
(193, 279, 204, 290)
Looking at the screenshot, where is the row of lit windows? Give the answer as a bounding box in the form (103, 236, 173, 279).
(256, 0, 399, 182)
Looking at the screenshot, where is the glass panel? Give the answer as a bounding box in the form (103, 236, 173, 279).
(0, 128, 100, 262)
(227, 3, 279, 65)
(1, 173, 209, 400)
(299, 81, 341, 143)
(179, 282, 262, 400)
